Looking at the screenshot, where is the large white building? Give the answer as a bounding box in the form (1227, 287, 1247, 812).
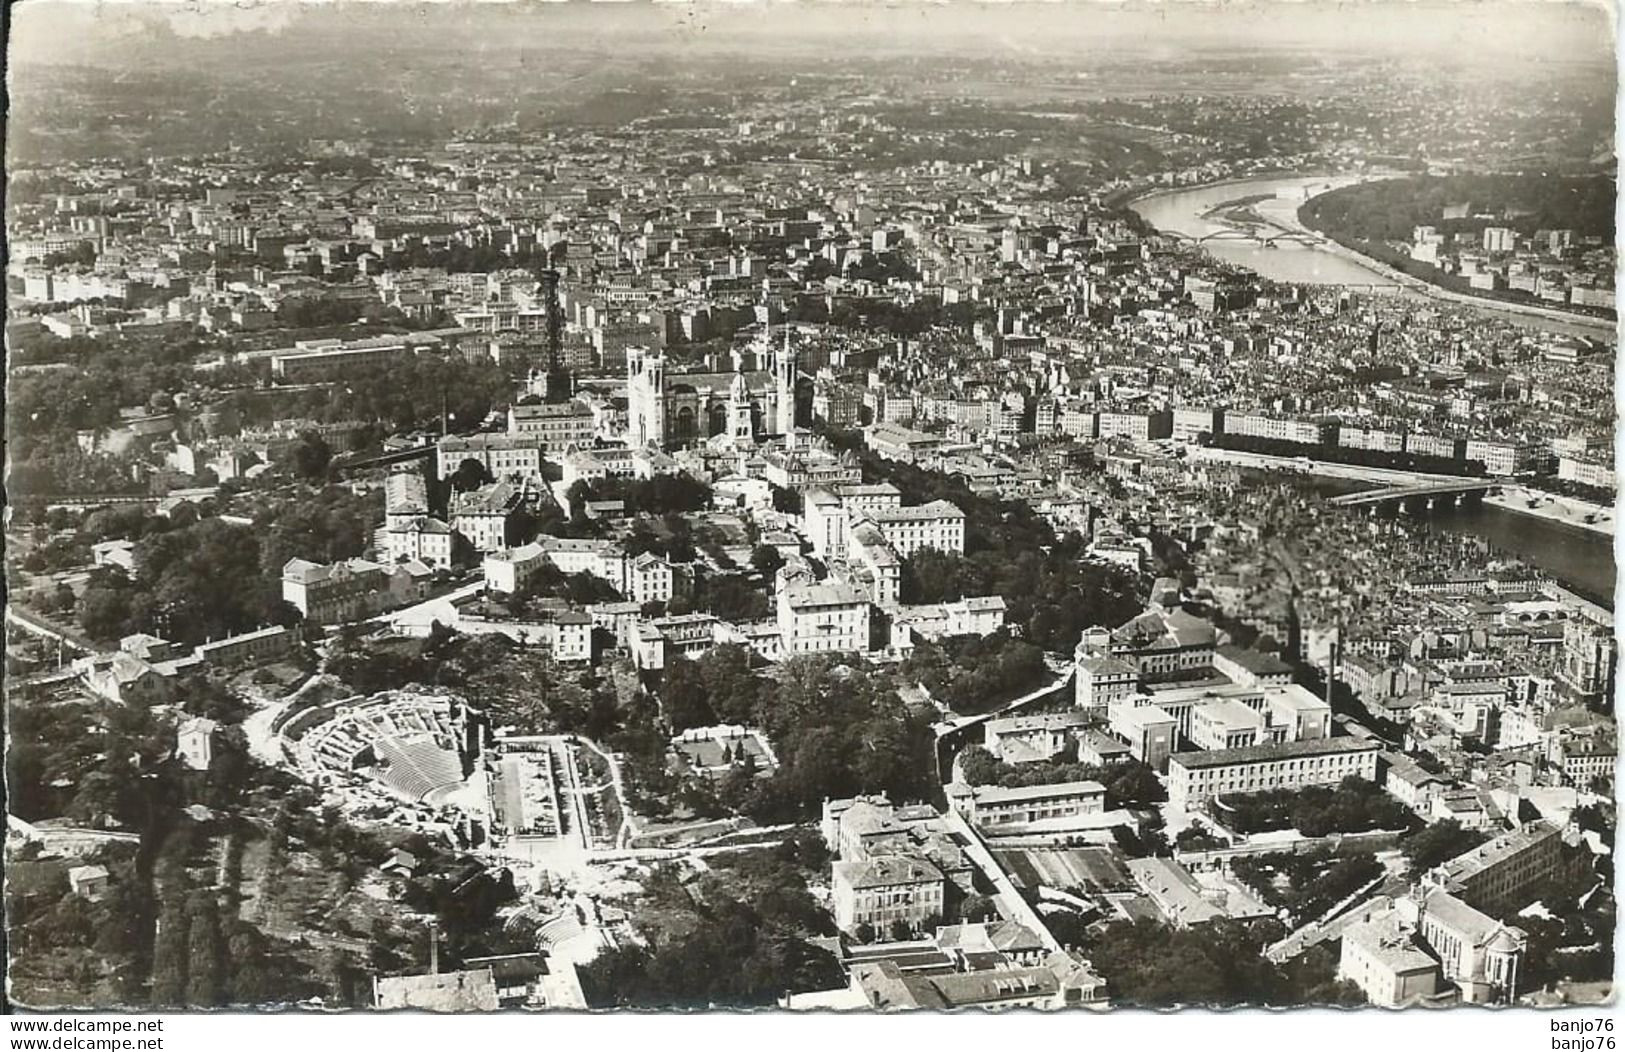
(625, 329, 796, 450)
(451, 482, 522, 554)
(831, 856, 945, 934)
(283, 556, 432, 623)
(437, 433, 545, 482)
(384, 516, 455, 570)
(1336, 910, 1443, 1007)
(888, 597, 1008, 645)
(946, 780, 1107, 830)
(778, 580, 871, 655)
(1166, 736, 1381, 811)
(861, 500, 966, 558)
(484, 537, 674, 605)
(507, 400, 596, 456)
(1222, 412, 1326, 447)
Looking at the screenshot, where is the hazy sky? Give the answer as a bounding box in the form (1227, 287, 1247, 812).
(10, 0, 1618, 67)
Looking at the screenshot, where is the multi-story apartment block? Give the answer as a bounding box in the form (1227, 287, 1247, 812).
(778, 581, 871, 655)
(1221, 412, 1326, 446)
(831, 855, 946, 934)
(1167, 736, 1381, 811)
(1423, 820, 1574, 917)
(451, 482, 521, 554)
(946, 780, 1107, 829)
(862, 500, 966, 558)
(437, 433, 545, 482)
(507, 400, 596, 456)
(1462, 439, 1539, 477)
(385, 516, 455, 571)
(284, 557, 391, 623)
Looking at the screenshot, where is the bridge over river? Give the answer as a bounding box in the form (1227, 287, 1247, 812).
(1328, 478, 1500, 509)
(1160, 227, 1327, 248)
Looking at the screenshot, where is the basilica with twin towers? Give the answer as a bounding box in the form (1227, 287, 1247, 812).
(626, 324, 802, 451)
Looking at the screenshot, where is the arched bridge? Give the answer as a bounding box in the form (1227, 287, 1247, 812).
(1330, 478, 1500, 509)
(1161, 228, 1327, 248)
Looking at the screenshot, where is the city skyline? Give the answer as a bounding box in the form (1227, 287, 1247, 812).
(4, 0, 1617, 1022)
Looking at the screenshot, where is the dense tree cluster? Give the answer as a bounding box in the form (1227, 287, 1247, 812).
(248, 486, 383, 578)
(686, 656, 940, 823)
(9, 333, 213, 441)
(900, 539, 1141, 653)
(1211, 776, 1413, 837)
(1300, 174, 1615, 246)
(1512, 852, 1615, 991)
(308, 355, 516, 432)
(7, 700, 136, 823)
(579, 845, 841, 1009)
(1398, 818, 1490, 877)
(1229, 849, 1386, 927)
(844, 250, 921, 284)
(659, 645, 763, 733)
(622, 514, 699, 563)
(831, 442, 1141, 652)
(900, 630, 1048, 714)
(42, 241, 99, 268)
(76, 518, 301, 646)
(286, 431, 334, 480)
(957, 746, 1166, 808)
(674, 570, 772, 624)
(1091, 918, 1363, 1007)
(8, 436, 149, 499)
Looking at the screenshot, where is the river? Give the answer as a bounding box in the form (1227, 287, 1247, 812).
(1423, 502, 1614, 608)
(1134, 174, 1617, 606)
(1129, 173, 1616, 341)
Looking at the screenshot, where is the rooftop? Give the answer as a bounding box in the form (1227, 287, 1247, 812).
(971, 780, 1107, 806)
(1215, 644, 1294, 677)
(1437, 819, 1562, 886)
(1169, 734, 1379, 772)
(833, 855, 943, 890)
(783, 580, 868, 609)
(1341, 911, 1442, 976)
(867, 499, 966, 523)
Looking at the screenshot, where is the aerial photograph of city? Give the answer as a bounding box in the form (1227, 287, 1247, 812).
(2, 0, 1618, 1022)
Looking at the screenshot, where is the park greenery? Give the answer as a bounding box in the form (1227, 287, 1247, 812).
(899, 630, 1048, 715)
(957, 745, 1167, 808)
(1398, 818, 1490, 877)
(885, 510, 1141, 655)
(3, 672, 436, 1009)
(579, 838, 842, 1008)
(23, 487, 380, 647)
(1506, 838, 1615, 991)
(1089, 917, 1363, 1007)
(1210, 776, 1414, 838)
(1300, 174, 1615, 247)
(1229, 849, 1386, 928)
(642, 650, 937, 823)
(658, 645, 763, 732)
(897, 536, 1137, 656)
(76, 519, 301, 646)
